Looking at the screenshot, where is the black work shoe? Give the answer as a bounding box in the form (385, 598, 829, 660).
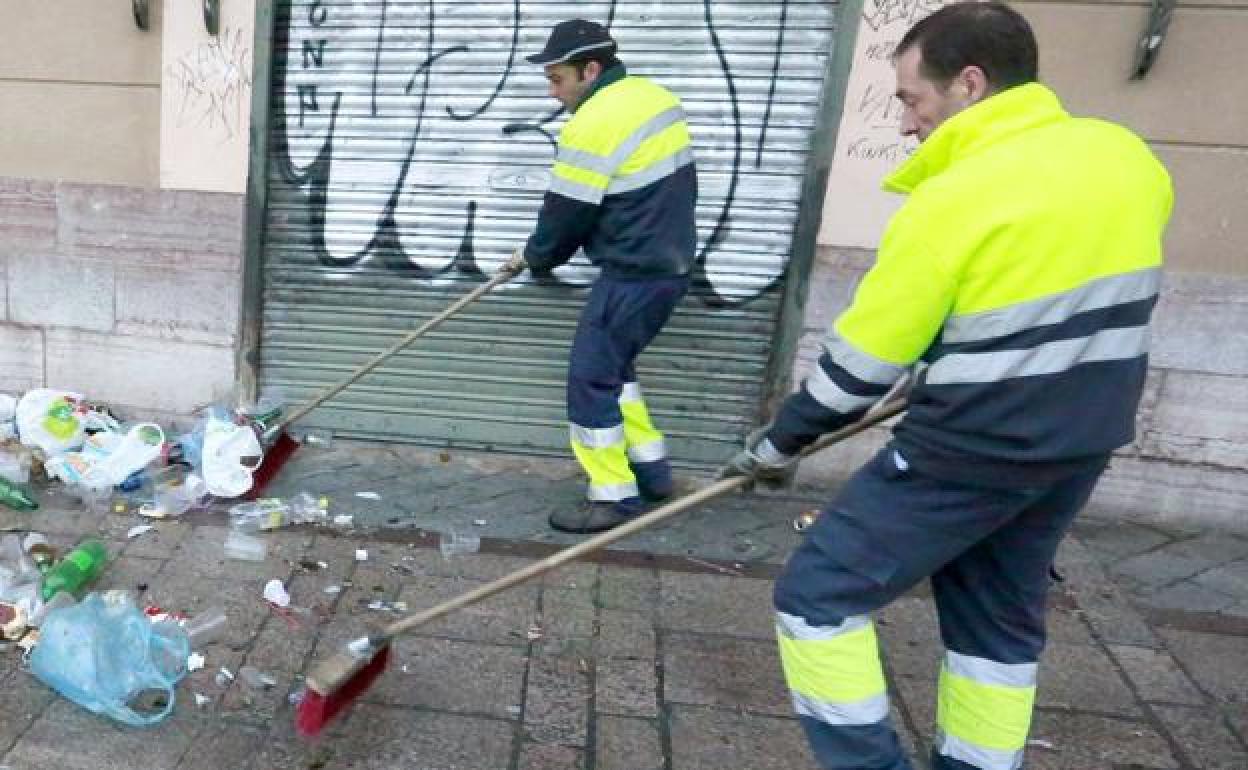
(631, 460, 674, 502)
(549, 498, 644, 534)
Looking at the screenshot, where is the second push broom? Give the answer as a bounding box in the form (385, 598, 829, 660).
(294, 397, 908, 737)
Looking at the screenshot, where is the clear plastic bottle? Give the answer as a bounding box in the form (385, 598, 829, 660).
(228, 498, 291, 533)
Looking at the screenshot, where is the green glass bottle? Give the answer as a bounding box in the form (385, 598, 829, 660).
(40, 539, 108, 601)
(0, 477, 37, 511)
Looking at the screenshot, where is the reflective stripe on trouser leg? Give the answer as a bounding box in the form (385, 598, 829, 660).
(935, 650, 1036, 770)
(569, 422, 638, 502)
(618, 382, 666, 463)
(777, 612, 891, 728)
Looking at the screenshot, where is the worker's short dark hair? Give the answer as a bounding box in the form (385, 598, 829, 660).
(568, 50, 620, 79)
(896, 2, 1038, 92)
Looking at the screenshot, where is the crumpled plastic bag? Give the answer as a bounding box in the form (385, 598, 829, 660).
(16, 389, 86, 455)
(201, 415, 262, 497)
(30, 592, 190, 726)
(43, 424, 165, 488)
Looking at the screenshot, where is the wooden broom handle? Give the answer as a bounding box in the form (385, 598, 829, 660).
(267, 266, 521, 437)
(381, 397, 907, 638)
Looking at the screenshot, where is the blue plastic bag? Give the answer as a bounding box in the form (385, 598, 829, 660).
(30, 592, 190, 726)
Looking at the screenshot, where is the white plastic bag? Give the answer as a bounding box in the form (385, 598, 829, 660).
(43, 424, 165, 488)
(16, 389, 85, 454)
(201, 416, 262, 497)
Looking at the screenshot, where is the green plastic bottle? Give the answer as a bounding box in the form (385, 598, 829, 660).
(40, 539, 108, 601)
(0, 477, 37, 511)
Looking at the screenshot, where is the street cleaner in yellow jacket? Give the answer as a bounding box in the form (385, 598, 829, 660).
(719, 5, 1172, 769)
(508, 20, 697, 534)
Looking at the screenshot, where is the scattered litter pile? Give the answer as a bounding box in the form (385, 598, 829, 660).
(0, 386, 345, 726)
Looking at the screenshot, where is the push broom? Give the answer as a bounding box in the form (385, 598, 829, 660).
(246, 263, 525, 497)
(294, 397, 907, 737)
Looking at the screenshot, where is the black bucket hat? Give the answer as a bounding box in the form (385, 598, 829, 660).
(526, 19, 617, 66)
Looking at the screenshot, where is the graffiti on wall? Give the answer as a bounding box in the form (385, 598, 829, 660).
(168, 25, 254, 140)
(274, 0, 831, 306)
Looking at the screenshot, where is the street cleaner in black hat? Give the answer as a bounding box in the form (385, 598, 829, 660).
(507, 19, 698, 534)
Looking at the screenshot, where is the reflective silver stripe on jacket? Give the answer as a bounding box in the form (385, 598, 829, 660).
(792, 691, 891, 726)
(776, 612, 871, 641)
(570, 423, 625, 449)
(941, 267, 1161, 344)
(944, 651, 1037, 688)
(824, 332, 908, 386)
(805, 364, 882, 415)
(926, 325, 1149, 386)
(549, 174, 606, 205)
(607, 147, 694, 195)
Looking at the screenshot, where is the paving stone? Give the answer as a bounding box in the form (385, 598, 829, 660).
(668, 704, 817, 770)
(1158, 628, 1248, 704)
(1152, 705, 1248, 769)
(144, 574, 274, 651)
(0, 674, 54, 753)
(98, 554, 166, 597)
(1046, 602, 1097, 646)
(595, 657, 658, 717)
(1168, 534, 1248, 565)
(1038, 642, 1141, 716)
(598, 565, 658, 616)
(662, 633, 790, 716)
(1143, 580, 1238, 613)
(397, 574, 538, 646)
(1226, 704, 1248, 745)
(1025, 710, 1178, 769)
(4, 696, 199, 770)
(183, 646, 246, 710)
(595, 609, 656, 660)
(1073, 517, 1174, 560)
(517, 741, 585, 770)
(543, 587, 597, 641)
(893, 675, 937, 745)
(524, 651, 591, 746)
(118, 520, 193, 560)
(541, 560, 597, 592)
(878, 597, 942, 681)
(658, 571, 775, 639)
(1109, 645, 1206, 706)
(1057, 537, 1159, 646)
(364, 636, 526, 719)
(219, 667, 300, 724)
(1192, 558, 1248, 597)
(1112, 551, 1214, 588)
(246, 617, 319, 675)
(596, 715, 662, 770)
(166, 525, 306, 582)
(325, 703, 514, 769)
(175, 720, 269, 770)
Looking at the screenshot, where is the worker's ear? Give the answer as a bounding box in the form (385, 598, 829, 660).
(956, 65, 991, 104)
(583, 59, 603, 82)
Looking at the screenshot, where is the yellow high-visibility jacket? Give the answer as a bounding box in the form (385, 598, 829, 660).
(524, 65, 697, 279)
(766, 83, 1173, 487)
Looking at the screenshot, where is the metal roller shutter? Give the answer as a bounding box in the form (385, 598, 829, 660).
(258, 0, 841, 465)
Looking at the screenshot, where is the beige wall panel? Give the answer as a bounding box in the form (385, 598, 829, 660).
(1019, 3, 1248, 146)
(0, 82, 159, 187)
(1154, 145, 1248, 275)
(0, 1, 162, 84)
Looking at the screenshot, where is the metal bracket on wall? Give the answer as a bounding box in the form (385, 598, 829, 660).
(204, 0, 221, 36)
(133, 0, 149, 30)
(1132, 0, 1176, 79)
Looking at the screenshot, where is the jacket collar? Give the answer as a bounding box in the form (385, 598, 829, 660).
(575, 63, 628, 111)
(883, 82, 1069, 194)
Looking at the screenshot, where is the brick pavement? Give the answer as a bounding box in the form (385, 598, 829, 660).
(0, 443, 1244, 769)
